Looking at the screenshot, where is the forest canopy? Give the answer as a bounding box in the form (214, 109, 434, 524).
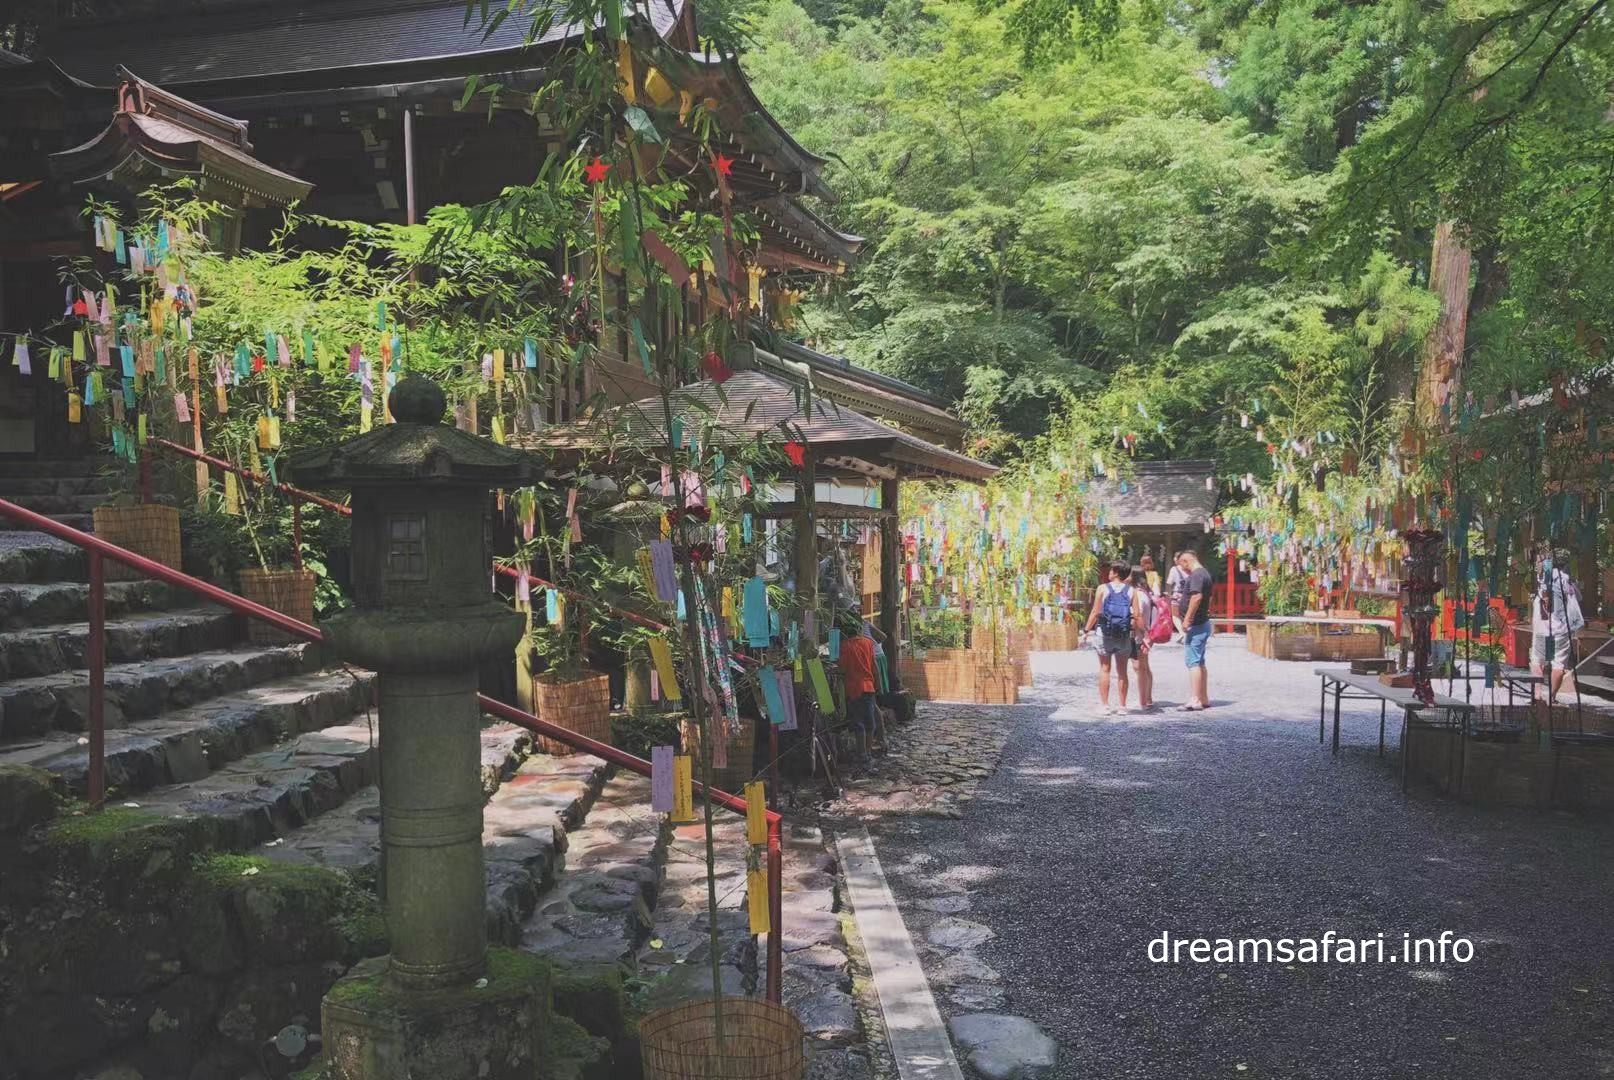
(742, 0, 1614, 475)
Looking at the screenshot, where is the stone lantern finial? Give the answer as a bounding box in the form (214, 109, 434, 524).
(388, 374, 447, 426)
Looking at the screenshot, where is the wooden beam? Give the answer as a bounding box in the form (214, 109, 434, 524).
(879, 477, 902, 680)
(793, 447, 818, 637)
(760, 501, 894, 521)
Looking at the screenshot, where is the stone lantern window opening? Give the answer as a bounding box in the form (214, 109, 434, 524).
(386, 512, 428, 579)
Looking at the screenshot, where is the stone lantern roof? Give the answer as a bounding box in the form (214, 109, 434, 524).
(289, 375, 538, 488)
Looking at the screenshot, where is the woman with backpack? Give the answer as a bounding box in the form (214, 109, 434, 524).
(1082, 560, 1146, 714)
(1131, 567, 1174, 711)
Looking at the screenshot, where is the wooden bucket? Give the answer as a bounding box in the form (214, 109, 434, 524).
(535, 669, 612, 756)
(640, 996, 805, 1080)
(237, 568, 316, 644)
(91, 504, 181, 582)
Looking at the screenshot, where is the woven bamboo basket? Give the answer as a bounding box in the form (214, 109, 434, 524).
(681, 712, 757, 794)
(91, 504, 181, 582)
(237, 568, 316, 645)
(712, 712, 757, 794)
(535, 669, 612, 756)
(640, 996, 805, 1080)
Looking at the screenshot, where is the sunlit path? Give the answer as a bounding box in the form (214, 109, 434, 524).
(864, 638, 1614, 1079)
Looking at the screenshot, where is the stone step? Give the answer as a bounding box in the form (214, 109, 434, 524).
(254, 722, 536, 866)
(0, 578, 189, 631)
(123, 720, 384, 853)
(0, 474, 110, 497)
(0, 534, 87, 583)
(0, 643, 312, 738)
(633, 813, 755, 1013)
(0, 668, 372, 798)
(0, 492, 105, 516)
(520, 771, 671, 973)
(0, 511, 93, 533)
(0, 457, 106, 479)
(0, 606, 237, 680)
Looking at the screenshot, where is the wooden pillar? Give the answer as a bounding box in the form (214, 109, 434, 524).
(1225, 547, 1236, 632)
(793, 446, 818, 633)
(880, 476, 902, 682)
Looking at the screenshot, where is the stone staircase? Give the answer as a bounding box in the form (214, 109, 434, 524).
(0, 513, 745, 1079)
(0, 457, 108, 533)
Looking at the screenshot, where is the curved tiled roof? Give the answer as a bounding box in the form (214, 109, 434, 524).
(41, 0, 686, 89)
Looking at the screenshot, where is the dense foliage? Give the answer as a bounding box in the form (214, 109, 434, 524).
(743, 0, 1613, 587)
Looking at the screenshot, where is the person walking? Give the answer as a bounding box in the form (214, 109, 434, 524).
(1175, 550, 1214, 710)
(838, 614, 882, 756)
(1083, 560, 1143, 714)
(1139, 553, 1163, 597)
(1531, 546, 1585, 703)
(1130, 567, 1170, 710)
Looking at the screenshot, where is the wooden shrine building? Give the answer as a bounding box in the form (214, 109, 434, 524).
(0, 0, 936, 458)
(527, 360, 997, 656)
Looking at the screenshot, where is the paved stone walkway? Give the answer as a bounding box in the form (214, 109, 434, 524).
(857, 636, 1614, 1079)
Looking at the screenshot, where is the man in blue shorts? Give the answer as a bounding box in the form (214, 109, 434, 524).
(1175, 550, 1213, 710)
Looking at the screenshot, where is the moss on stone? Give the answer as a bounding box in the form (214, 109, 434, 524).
(290, 1060, 332, 1080)
(340, 909, 389, 959)
(45, 805, 167, 846)
(193, 853, 347, 901)
(481, 946, 550, 991)
(326, 968, 389, 1010)
(326, 947, 552, 1015)
(539, 1014, 612, 1080)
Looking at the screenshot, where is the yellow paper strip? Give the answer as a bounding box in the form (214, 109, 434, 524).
(747, 866, 770, 934)
(67, 392, 82, 424)
(223, 472, 240, 515)
(744, 781, 767, 846)
(649, 636, 682, 702)
(672, 755, 695, 823)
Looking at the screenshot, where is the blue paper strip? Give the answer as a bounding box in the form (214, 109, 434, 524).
(743, 576, 771, 647)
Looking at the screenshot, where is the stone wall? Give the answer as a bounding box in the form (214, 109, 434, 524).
(0, 781, 383, 1080)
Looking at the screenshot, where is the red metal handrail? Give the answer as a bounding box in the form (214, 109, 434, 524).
(0, 495, 784, 1002)
(149, 436, 676, 634)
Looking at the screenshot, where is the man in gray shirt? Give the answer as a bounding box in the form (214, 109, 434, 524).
(1176, 551, 1213, 710)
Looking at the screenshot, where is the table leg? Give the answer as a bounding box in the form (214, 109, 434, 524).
(1332, 686, 1342, 755)
(1319, 678, 1326, 744)
(1401, 711, 1410, 792)
(1379, 700, 1386, 757)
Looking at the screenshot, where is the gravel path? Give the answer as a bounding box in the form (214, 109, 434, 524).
(868, 636, 1614, 1079)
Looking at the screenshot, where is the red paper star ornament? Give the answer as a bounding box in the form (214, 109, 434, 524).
(783, 440, 806, 467)
(712, 153, 734, 178)
(584, 156, 611, 184)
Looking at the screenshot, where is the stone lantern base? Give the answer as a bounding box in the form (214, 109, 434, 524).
(321, 949, 549, 1080)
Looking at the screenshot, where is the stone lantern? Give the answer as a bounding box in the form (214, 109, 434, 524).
(290, 375, 544, 1078)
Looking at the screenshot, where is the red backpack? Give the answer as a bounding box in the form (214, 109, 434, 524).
(1147, 593, 1174, 643)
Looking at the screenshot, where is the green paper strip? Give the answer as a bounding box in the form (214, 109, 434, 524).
(807, 659, 834, 712)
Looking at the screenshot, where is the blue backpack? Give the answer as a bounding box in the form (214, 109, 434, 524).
(1099, 584, 1132, 634)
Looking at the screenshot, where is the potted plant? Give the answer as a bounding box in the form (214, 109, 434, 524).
(519, 487, 613, 756)
(230, 445, 316, 644)
(92, 489, 183, 583)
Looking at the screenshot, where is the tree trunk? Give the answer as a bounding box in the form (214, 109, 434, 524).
(1416, 220, 1473, 428)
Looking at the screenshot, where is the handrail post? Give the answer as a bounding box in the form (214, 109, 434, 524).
(767, 819, 782, 1004)
(87, 552, 106, 810)
(292, 495, 304, 572)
